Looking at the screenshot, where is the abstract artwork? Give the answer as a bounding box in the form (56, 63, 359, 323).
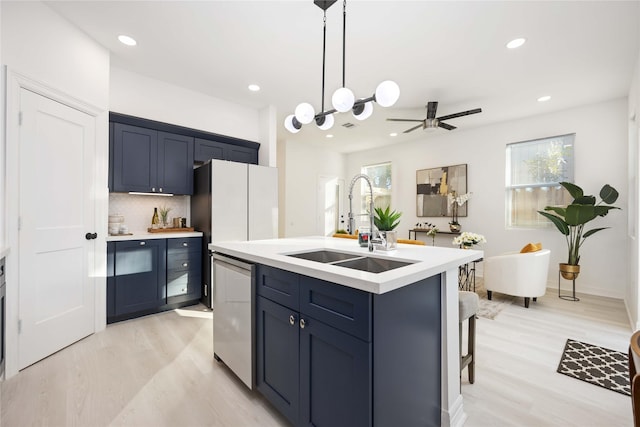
(416, 164, 467, 217)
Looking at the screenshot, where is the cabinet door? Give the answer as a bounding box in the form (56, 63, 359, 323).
(226, 145, 258, 164)
(256, 296, 300, 425)
(299, 316, 372, 427)
(106, 242, 115, 318)
(112, 123, 158, 192)
(166, 238, 202, 303)
(158, 131, 194, 195)
(194, 138, 226, 163)
(113, 239, 167, 316)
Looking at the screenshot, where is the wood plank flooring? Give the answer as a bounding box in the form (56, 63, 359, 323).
(0, 285, 634, 427)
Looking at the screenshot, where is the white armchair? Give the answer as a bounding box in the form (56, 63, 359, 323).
(483, 249, 551, 308)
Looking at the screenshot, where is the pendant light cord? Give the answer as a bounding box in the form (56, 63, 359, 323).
(341, 0, 346, 88)
(321, 10, 327, 113)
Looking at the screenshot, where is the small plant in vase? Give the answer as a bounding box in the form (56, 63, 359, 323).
(447, 191, 472, 232)
(158, 206, 171, 228)
(426, 227, 438, 246)
(373, 206, 402, 250)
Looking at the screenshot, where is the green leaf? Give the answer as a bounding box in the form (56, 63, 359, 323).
(374, 206, 402, 231)
(560, 182, 584, 199)
(538, 210, 570, 235)
(565, 204, 597, 225)
(544, 206, 566, 217)
(573, 196, 596, 205)
(583, 227, 609, 238)
(594, 205, 620, 217)
(600, 184, 619, 204)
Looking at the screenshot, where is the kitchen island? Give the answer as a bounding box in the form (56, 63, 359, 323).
(210, 236, 482, 427)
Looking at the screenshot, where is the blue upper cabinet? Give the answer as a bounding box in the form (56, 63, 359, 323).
(194, 138, 258, 164)
(112, 123, 159, 193)
(158, 131, 194, 195)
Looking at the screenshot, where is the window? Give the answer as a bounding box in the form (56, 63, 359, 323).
(506, 134, 575, 228)
(358, 162, 392, 224)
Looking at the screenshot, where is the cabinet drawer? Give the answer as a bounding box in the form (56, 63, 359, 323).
(167, 255, 198, 272)
(167, 237, 201, 251)
(300, 277, 372, 342)
(256, 265, 300, 311)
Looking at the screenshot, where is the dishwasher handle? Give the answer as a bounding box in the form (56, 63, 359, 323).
(212, 253, 253, 274)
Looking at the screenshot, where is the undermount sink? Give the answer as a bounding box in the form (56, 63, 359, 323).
(286, 249, 415, 273)
(287, 250, 359, 263)
(332, 257, 414, 273)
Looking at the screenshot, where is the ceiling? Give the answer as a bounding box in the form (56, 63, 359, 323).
(46, 1, 640, 153)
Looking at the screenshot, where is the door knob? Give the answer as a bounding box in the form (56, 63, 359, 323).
(85, 232, 97, 240)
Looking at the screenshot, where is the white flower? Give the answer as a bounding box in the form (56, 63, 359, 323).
(452, 231, 486, 246)
(447, 191, 472, 206)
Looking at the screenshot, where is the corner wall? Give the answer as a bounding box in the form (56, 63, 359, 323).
(346, 99, 629, 299)
(627, 40, 640, 329)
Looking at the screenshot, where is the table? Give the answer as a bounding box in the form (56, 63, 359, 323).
(408, 228, 461, 240)
(458, 258, 482, 292)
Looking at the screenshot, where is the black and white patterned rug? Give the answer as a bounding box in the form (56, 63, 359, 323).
(557, 339, 630, 396)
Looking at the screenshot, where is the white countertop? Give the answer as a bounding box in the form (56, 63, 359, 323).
(107, 231, 203, 242)
(210, 236, 483, 294)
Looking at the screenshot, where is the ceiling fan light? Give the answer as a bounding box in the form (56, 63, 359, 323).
(284, 114, 302, 133)
(375, 80, 400, 107)
(332, 87, 355, 112)
(352, 101, 373, 120)
(316, 113, 335, 130)
(294, 102, 316, 125)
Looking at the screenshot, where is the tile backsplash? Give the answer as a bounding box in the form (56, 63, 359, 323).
(109, 193, 191, 233)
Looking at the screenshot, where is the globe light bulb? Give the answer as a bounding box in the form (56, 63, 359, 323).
(352, 101, 373, 121)
(294, 103, 315, 125)
(375, 80, 400, 107)
(284, 114, 302, 133)
(332, 87, 355, 112)
(316, 114, 334, 130)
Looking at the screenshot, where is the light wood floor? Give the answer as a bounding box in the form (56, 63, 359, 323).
(0, 286, 634, 427)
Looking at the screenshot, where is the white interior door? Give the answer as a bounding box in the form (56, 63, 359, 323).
(18, 88, 96, 369)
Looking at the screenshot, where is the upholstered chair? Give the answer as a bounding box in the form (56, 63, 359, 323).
(483, 248, 551, 308)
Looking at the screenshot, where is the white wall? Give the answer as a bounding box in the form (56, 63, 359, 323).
(110, 67, 261, 146)
(628, 45, 640, 328)
(1, 0, 110, 378)
(282, 139, 346, 237)
(345, 99, 629, 299)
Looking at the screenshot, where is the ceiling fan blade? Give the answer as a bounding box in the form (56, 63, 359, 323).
(404, 124, 424, 133)
(386, 118, 424, 122)
(426, 101, 438, 120)
(437, 108, 482, 121)
(438, 122, 456, 131)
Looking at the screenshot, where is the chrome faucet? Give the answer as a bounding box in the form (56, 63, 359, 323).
(348, 174, 381, 252)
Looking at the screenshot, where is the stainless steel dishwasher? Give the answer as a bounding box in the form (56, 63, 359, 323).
(211, 253, 255, 389)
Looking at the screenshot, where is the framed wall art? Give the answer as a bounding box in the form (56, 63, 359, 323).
(416, 164, 467, 217)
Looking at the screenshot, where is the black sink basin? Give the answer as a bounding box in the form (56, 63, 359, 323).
(287, 250, 359, 263)
(333, 257, 414, 273)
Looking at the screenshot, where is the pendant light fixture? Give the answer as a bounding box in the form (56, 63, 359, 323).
(284, 0, 400, 133)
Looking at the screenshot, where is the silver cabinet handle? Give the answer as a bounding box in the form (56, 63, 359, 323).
(182, 262, 188, 267)
(140, 241, 146, 246)
(151, 187, 156, 192)
(299, 318, 306, 329)
(159, 188, 163, 192)
(289, 315, 295, 326)
(182, 242, 188, 247)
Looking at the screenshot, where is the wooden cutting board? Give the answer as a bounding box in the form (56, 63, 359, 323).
(147, 227, 195, 233)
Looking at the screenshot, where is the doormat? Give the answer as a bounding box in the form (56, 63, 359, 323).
(473, 281, 514, 320)
(557, 339, 630, 396)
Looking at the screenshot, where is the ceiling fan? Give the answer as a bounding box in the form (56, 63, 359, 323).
(387, 101, 482, 133)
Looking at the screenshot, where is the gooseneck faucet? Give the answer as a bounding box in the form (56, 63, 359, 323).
(348, 174, 375, 252)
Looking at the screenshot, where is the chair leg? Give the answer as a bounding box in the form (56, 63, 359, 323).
(533, 297, 537, 302)
(487, 290, 492, 300)
(524, 297, 530, 308)
(459, 321, 463, 391)
(468, 315, 476, 384)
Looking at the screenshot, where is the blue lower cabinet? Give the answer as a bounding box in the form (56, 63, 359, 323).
(256, 264, 442, 427)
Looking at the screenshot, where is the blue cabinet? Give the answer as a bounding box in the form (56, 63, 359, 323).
(194, 138, 258, 164)
(111, 124, 194, 195)
(255, 264, 442, 427)
(107, 237, 202, 324)
(256, 265, 372, 427)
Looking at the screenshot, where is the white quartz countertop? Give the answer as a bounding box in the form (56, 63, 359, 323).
(107, 231, 203, 242)
(210, 236, 483, 294)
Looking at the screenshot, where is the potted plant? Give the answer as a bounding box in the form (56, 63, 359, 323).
(537, 182, 620, 280)
(373, 206, 402, 250)
(447, 191, 472, 232)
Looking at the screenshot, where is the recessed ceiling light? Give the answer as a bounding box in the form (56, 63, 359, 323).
(248, 84, 260, 92)
(506, 38, 526, 49)
(538, 95, 551, 102)
(390, 132, 398, 137)
(118, 35, 137, 46)
(326, 134, 334, 138)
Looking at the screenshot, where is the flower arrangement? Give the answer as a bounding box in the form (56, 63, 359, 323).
(452, 231, 486, 248)
(447, 191, 472, 226)
(426, 227, 438, 246)
(158, 205, 172, 228)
